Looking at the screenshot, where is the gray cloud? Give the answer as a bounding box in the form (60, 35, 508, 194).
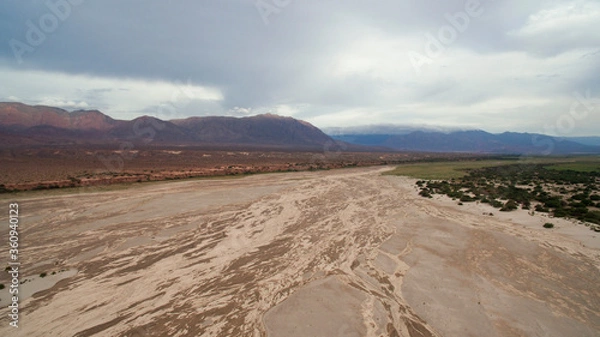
(1, 0, 598, 135)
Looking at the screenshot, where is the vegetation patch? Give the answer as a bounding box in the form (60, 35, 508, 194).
(544, 161, 600, 172)
(384, 158, 520, 179)
(408, 160, 600, 231)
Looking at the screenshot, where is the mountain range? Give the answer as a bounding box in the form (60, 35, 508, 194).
(0, 102, 337, 150)
(331, 131, 600, 155)
(1, 102, 599, 155)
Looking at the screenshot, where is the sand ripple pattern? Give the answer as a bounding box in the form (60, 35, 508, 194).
(0, 167, 598, 337)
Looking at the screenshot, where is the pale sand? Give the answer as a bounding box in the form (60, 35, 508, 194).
(0, 269, 78, 304)
(0, 167, 598, 336)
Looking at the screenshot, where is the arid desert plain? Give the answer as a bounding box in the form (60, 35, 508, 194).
(1, 166, 599, 336)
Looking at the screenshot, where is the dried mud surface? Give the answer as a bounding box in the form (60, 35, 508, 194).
(0, 167, 598, 336)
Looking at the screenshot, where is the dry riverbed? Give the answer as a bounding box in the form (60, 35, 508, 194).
(0, 167, 598, 336)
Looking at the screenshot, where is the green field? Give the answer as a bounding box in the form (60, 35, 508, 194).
(384, 156, 600, 179)
(383, 159, 519, 179)
(544, 162, 600, 172)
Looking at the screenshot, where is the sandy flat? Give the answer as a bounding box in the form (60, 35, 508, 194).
(0, 167, 598, 336)
(263, 276, 367, 337)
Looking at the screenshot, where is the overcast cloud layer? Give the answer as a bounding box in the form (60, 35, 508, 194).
(1, 0, 599, 136)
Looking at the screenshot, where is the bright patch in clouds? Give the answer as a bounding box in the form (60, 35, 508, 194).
(227, 106, 253, 116)
(0, 67, 223, 119)
(271, 104, 307, 117)
(38, 98, 89, 109)
(509, 0, 600, 55)
(518, 0, 600, 35)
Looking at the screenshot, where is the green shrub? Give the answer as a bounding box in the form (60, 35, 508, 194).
(544, 197, 563, 209)
(419, 190, 432, 198)
(0, 284, 4, 290)
(500, 200, 518, 212)
(582, 211, 600, 225)
(553, 209, 568, 218)
(460, 195, 476, 202)
(543, 223, 554, 229)
(40, 272, 47, 278)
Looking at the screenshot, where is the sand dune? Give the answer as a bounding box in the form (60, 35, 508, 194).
(0, 167, 598, 336)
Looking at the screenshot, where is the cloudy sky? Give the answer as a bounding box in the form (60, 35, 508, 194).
(1, 0, 599, 136)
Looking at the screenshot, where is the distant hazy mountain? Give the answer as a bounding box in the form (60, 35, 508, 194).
(567, 137, 600, 147)
(330, 130, 600, 155)
(0, 102, 337, 150)
(323, 124, 465, 136)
